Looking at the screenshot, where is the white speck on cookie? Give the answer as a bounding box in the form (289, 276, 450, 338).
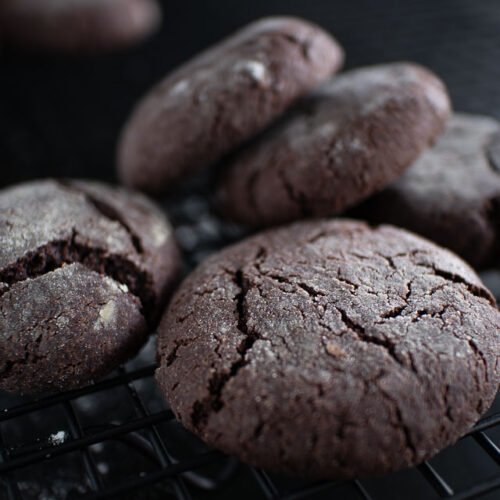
(151, 219, 170, 247)
(424, 81, 451, 114)
(235, 60, 270, 86)
(170, 79, 190, 96)
(95, 300, 117, 329)
(317, 122, 338, 137)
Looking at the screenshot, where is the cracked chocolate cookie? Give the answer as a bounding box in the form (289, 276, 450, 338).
(217, 62, 451, 228)
(0, 0, 161, 53)
(0, 179, 179, 394)
(117, 16, 344, 194)
(156, 219, 499, 479)
(352, 113, 500, 269)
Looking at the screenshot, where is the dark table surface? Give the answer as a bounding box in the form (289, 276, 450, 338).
(0, 1, 499, 499)
(2, 0, 500, 186)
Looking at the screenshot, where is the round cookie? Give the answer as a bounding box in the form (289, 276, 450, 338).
(0, 0, 161, 53)
(117, 17, 344, 194)
(0, 179, 179, 394)
(352, 113, 500, 269)
(217, 62, 451, 228)
(156, 219, 499, 479)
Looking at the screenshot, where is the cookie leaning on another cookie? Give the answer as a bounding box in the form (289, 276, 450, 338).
(217, 62, 451, 227)
(156, 219, 499, 480)
(0, 179, 180, 394)
(0, 0, 161, 53)
(352, 113, 500, 269)
(117, 16, 344, 194)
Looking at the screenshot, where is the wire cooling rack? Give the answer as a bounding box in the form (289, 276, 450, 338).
(0, 332, 499, 500)
(1, 0, 500, 498)
(0, 338, 499, 500)
(0, 186, 499, 500)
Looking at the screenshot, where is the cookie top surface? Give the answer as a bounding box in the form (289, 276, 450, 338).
(0, 179, 179, 393)
(117, 16, 344, 194)
(0, 0, 161, 53)
(157, 219, 499, 479)
(0, 263, 147, 394)
(217, 62, 450, 228)
(353, 113, 500, 269)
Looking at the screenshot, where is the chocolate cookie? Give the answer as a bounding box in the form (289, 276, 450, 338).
(352, 113, 500, 269)
(0, 0, 161, 53)
(217, 63, 451, 228)
(117, 17, 344, 194)
(156, 219, 499, 479)
(0, 179, 179, 394)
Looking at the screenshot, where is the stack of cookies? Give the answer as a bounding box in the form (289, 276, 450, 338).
(0, 16, 498, 482)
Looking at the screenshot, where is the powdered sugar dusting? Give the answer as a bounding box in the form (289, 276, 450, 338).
(360, 91, 394, 115)
(424, 81, 450, 114)
(329, 136, 366, 164)
(349, 137, 365, 152)
(330, 64, 449, 117)
(317, 122, 338, 137)
(151, 219, 170, 247)
(170, 79, 190, 96)
(103, 276, 126, 294)
(55, 315, 70, 328)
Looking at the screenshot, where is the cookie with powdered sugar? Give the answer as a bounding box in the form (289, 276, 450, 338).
(117, 16, 344, 194)
(0, 0, 161, 53)
(156, 219, 499, 479)
(353, 113, 500, 269)
(0, 179, 179, 394)
(217, 62, 451, 227)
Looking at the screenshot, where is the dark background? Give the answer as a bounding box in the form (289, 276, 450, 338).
(0, 1, 499, 499)
(2, 0, 500, 188)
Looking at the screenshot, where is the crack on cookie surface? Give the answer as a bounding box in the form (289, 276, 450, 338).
(420, 264, 495, 305)
(191, 267, 262, 430)
(0, 230, 155, 319)
(56, 180, 144, 254)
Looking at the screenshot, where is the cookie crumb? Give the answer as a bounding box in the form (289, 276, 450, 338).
(97, 462, 109, 474)
(96, 301, 117, 328)
(49, 431, 67, 446)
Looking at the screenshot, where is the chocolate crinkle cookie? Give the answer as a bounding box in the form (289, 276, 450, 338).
(352, 113, 500, 269)
(217, 62, 450, 228)
(157, 219, 499, 479)
(0, 0, 161, 53)
(0, 179, 179, 394)
(117, 16, 344, 194)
